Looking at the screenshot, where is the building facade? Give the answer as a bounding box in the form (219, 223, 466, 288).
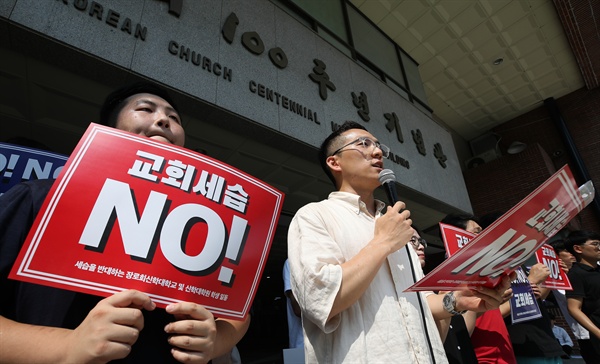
(2, 0, 600, 361)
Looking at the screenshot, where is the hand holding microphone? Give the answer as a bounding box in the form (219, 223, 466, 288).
(378, 169, 400, 209)
(374, 169, 413, 251)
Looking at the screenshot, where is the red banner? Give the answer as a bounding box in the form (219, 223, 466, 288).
(10, 124, 284, 320)
(440, 223, 476, 257)
(407, 165, 590, 291)
(534, 243, 572, 290)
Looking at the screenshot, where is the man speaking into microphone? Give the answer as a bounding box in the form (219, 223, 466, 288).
(287, 121, 513, 363)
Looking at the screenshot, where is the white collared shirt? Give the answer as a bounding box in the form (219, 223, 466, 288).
(288, 192, 447, 363)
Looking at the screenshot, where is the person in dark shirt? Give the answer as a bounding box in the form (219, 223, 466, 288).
(565, 230, 600, 362)
(503, 264, 566, 362)
(0, 82, 250, 363)
(440, 213, 514, 364)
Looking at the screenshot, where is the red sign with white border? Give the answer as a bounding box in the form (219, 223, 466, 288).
(9, 124, 284, 320)
(440, 223, 476, 257)
(407, 165, 590, 291)
(534, 243, 572, 290)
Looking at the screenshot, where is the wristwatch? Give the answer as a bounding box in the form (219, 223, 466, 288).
(442, 291, 467, 315)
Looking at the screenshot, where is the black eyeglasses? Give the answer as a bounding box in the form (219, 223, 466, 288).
(330, 137, 390, 158)
(409, 236, 427, 249)
(582, 240, 600, 249)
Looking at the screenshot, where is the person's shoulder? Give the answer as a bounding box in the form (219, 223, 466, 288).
(566, 264, 588, 293)
(295, 198, 331, 214)
(1, 179, 54, 201)
(10, 179, 55, 192)
(23, 179, 55, 191)
(568, 262, 582, 273)
(289, 201, 336, 233)
(569, 262, 594, 274)
(15, 179, 55, 201)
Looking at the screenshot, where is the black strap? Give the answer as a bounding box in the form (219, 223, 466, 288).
(405, 246, 436, 364)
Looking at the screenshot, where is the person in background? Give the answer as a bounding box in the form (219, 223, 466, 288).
(0, 82, 250, 363)
(288, 121, 513, 363)
(548, 312, 573, 359)
(477, 212, 565, 362)
(565, 230, 600, 362)
(440, 213, 512, 364)
(413, 227, 454, 344)
(410, 226, 427, 269)
(549, 238, 590, 362)
(504, 263, 566, 363)
(283, 259, 303, 349)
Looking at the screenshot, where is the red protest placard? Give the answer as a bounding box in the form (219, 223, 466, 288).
(534, 243, 572, 290)
(9, 124, 284, 320)
(407, 165, 591, 291)
(441, 223, 544, 322)
(440, 223, 476, 257)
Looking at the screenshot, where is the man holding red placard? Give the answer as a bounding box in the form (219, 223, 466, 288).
(288, 121, 513, 363)
(0, 82, 250, 363)
(439, 213, 515, 364)
(548, 239, 591, 361)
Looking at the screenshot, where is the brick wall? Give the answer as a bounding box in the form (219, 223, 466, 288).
(553, 0, 600, 89)
(463, 87, 600, 232)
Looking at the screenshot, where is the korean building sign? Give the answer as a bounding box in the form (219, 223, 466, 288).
(4, 0, 469, 211)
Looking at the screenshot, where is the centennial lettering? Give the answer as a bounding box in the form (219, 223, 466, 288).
(249, 81, 320, 125)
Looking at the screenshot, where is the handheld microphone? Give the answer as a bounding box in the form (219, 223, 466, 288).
(378, 169, 399, 206)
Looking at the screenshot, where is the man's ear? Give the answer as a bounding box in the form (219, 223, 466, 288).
(326, 155, 341, 173)
(573, 244, 584, 255)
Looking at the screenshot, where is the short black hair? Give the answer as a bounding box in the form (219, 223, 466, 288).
(318, 121, 367, 187)
(565, 230, 600, 256)
(549, 239, 568, 254)
(412, 225, 423, 237)
(440, 213, 478, 231)
(478, 211, 503, 229)
(99, 81, 180, 127)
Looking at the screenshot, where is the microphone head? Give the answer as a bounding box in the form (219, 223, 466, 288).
(378, 169, 396, 185)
